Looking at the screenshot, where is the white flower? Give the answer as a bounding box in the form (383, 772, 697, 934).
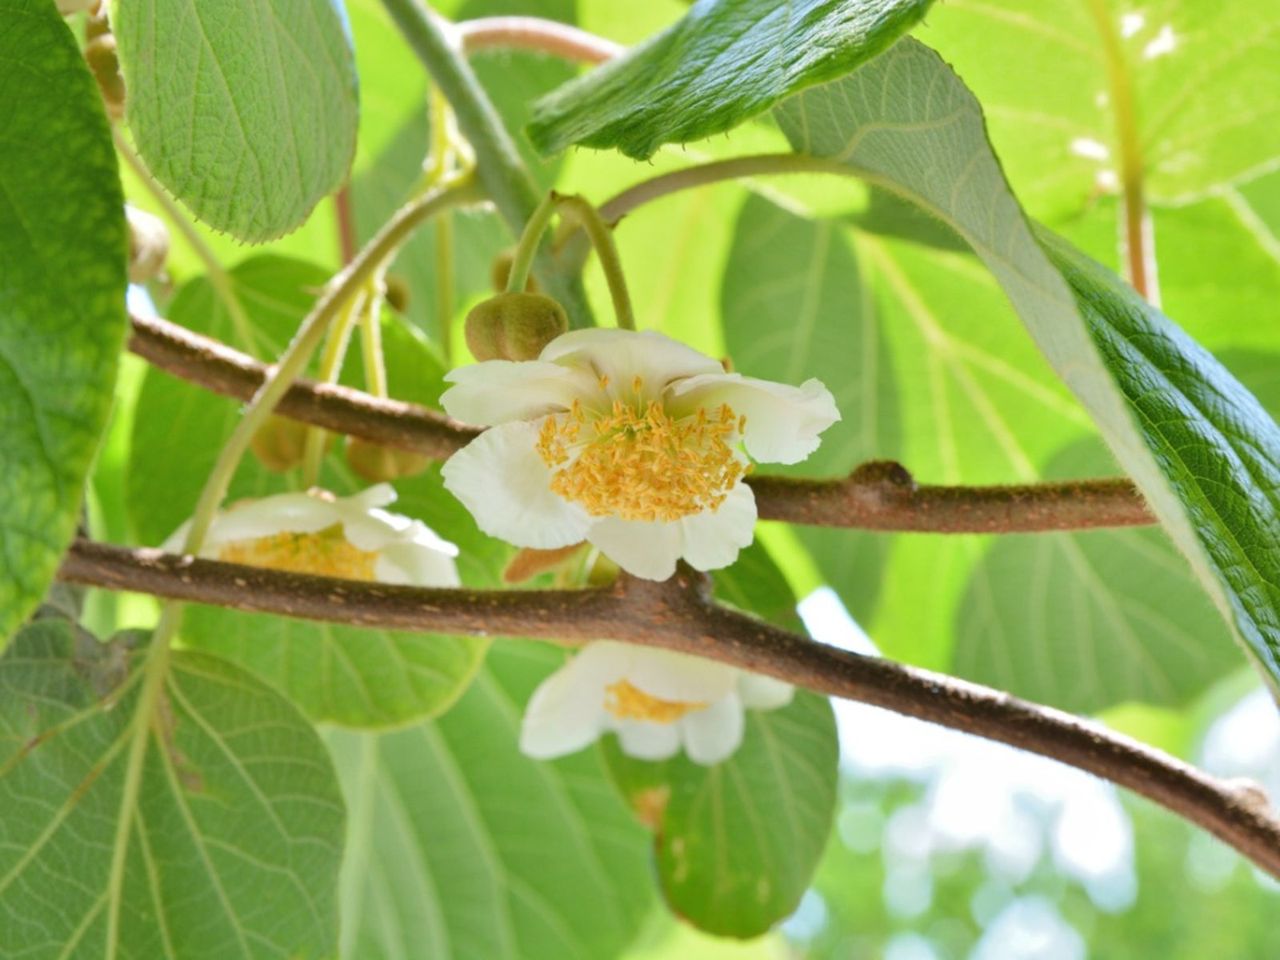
(520, 641, 793, 766)
(440, 328, 839, 580)
(164, 483, 460, 587)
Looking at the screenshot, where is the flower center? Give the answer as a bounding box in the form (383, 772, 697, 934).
(604, 680, 707, 724)
(536, 379, 747, 523)
(216, 524, 379, 580)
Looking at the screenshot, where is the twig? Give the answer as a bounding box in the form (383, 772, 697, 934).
(458, 16, 622, 64)
(58, 539, 1280, 879)
(128, 312, 1153, 533)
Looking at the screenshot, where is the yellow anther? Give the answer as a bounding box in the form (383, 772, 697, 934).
(216, 524, 378, 581)
(605, 680, 707, 723)
(534, 395, 746, 522)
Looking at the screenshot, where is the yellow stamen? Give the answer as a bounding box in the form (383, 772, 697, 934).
(216, 524, 378, 580)
(535, 378, 746, 522)
(605, 680, 707, 723)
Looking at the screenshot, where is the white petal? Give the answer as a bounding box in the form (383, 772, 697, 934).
(519, 653, 612, 760)
(669, 373, 840, 465)
(375, 540, 461, 587)
(623, 647, 738, 703)
(442, 420, 592, 549)
(167, 491, 340, 554)
(441, 360, 592, 425)
(737, 672, 794, 711)
(612, 720, 682, 761)
(678, 481, 757, 572)
(681, 694, 746, 765)
(587, 515, 684, 580)
(541, 329, 723, 400)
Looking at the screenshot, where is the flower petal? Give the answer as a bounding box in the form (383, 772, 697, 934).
(519, 652, 613, 760)
(612, 720, 682, 761)
(166, 491, 341, 553)
(678, 481, 757, 572)
(441, 359, 593, 425)
(624, 647, 738, 703)
(541, 329, 723, 400)
(737, 672, 794, 711)
(681, 694, 745, 765)
(587, 515, 684, 580)
(669, 373, 840, 465)
(375, 538, 461, 587)
(442, 420, 592, 549)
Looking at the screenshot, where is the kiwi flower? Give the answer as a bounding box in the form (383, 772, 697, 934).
(520, 641, 793, 765)
(163, 484, 460, 587)
(440, 329, 839, 580)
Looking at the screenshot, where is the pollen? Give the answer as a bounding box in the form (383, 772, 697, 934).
(605, 680, 707, 724)
(216, 524, 379, 581)
(535, 385, 746, 522)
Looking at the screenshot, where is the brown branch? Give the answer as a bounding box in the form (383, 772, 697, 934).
(128, 311, 1155, 532)
(59, 538, 1280, 878)
(458, 16, 623, 64)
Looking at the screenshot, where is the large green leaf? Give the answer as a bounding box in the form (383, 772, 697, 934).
(0, 621, 345, 957)
(0, 1, 126, 644)
(326, 643, 653, 959)
(775, 37, 1280, 691)
(128, 256, 490, 727)
(112, 0, 359, 242)
(602, 545, 839, 938)
(953, 439, 1238, 713)
(918, 0, 1280, 219)
(527, 0, 934, 159)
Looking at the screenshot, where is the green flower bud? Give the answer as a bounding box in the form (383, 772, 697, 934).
(384, 273, 411, 314)
(490, 249, 539, 294)
(84, 34, 125, 119)
(125, 205, 169, 283)
(345, 437, 430, 482)
(465, 292, 568, 362)
(250, 415, 317, 473)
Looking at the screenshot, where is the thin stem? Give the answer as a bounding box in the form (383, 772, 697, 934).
(359, 285, 390, 398)
(60, 542, 1280, 881)
(506, 191, 559, 294)
(556, 194, 635, 330)
(458, 15, 622, 64)
(1086, 0, 1159, 306)
(301, 291, 367, 487)
(334, 184, 358, 266)
(126, 311, 1157, 533)
(177, 176, 480, 554)
(113, 128, 261, 356)
(435, 212, 456, 361)
(380, 0, 592, 326)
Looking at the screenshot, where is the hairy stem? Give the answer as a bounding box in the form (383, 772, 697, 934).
(302, 291, 366, 488)
(127, 312, 1155, 533)
(458, 15, 622, 63)
(60, 541, 1280, 880)
(381, 0, 592, 325)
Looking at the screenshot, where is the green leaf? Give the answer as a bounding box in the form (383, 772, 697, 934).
(0, 621, 345, 957)
(527, 0, 935, 159)
(775, 39, 1280, 690)
(326, 644, 653, 959)
(0, 0, 126, 644)
(128, 256, 490, 727)
(112, 0, 359, 242)
(953, 439, 1239, 713)
(918, 1, 1280, 218)
(600, 545, 839, 938)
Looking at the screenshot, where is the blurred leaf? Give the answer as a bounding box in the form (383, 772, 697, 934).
(918, 0, 1280, 218)
(603, 545, 839, 938)
(528, 0, 935, 159)
(327, 643, 653, 959)
(113, 0, 358, 241)
(777, 37, 1280, 696)
(0, 0, 125, 644)
(0, 620, 344, 957)
(953, 438, 1238, 713)
(128, 255, 490, 727)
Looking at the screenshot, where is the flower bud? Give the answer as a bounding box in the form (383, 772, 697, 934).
(125, 205, 169, 283)
(250, 415, 312, 472)
(465, 292, 568, 362)
(384, 273, 410, 314)
(84, 34, 125, 119)
(345, 437, 430, 482)
(490, 249, 539, 294)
